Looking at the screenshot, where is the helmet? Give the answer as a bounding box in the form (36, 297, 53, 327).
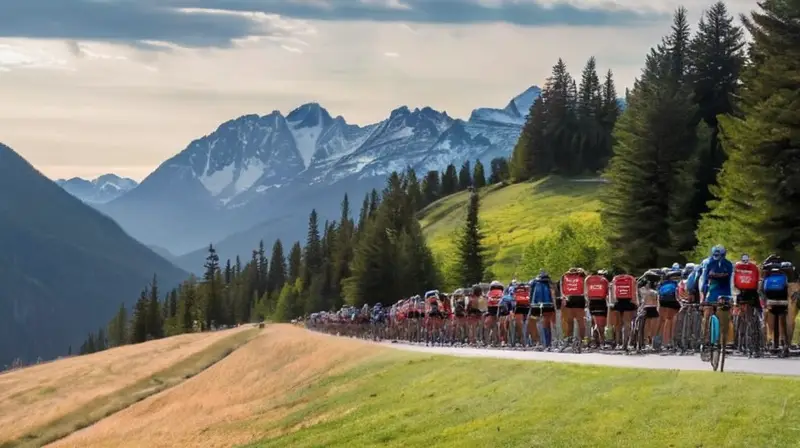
(711, 245, 726, 258)
(490, 280, 503, 287)
(510, 279, 518, 286)
(375, 302, 383, 308)
(471, 285, 483, 296)
(741, 253, 750, 263)
(671, 262, 681, 271)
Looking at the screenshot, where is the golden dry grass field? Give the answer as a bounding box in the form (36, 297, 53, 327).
(0, 327, 251, 446)
(50, 325, 387, 448)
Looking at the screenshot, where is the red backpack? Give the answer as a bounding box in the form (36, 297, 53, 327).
(561, 270, 586, 296)
(514, 284, 531, 306)
(585, 275, 609, 299)
(734, 261, 760, 290)
(612, 274, 636, 300)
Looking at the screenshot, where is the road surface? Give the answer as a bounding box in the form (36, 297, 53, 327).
(379, 342, 800, 376)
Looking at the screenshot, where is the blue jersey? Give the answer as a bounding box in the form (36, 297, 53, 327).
(531, 279, 553, 304)
(703, 258, 733, 302)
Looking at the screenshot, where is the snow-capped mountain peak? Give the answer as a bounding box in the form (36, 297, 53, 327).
(56, 173, 139, 204)
(468, 85, 542, 126)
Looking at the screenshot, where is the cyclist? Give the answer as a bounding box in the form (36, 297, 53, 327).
(657, 264, 682, 351)
(531, 270, 557, 350)
(585, 270, 610, 348)
(610, 270, 637, 349)
(760, 255, 793, 352)
(466, 285, 485, 344)
(700, 245, 734, 346)
(733, 253, 761, 349)
(561, 268, 588, 347)
(639, 269, 661, 349)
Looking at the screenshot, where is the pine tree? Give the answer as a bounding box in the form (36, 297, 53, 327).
(368, 189, 380, 217)
(441, 164, 458, 195)
(544, 58, 580, 174)
(597, 70, 621, 170)
(488, 157, 509, 184)
(603, 10, 701, 270)
(288, 242, 302, 282)
(302, 210, 323, 287)
(455, 192, 487, 285)
(695, 0, 800, 261)
(146, 274, 163, 339)
(131, 289, 149, 343)
(266, 239, 287, 296)
(405, 169, 423, 210)
(331, 195, 354, 309)
(458, 161, 472, 190)
(685, 1, 746, 234)
(203, 244, 222, 328)
(421, 170, 441, 205)
(473, 160, 487, 188)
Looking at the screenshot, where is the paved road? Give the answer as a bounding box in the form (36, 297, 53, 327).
(380, 342, 800, 376)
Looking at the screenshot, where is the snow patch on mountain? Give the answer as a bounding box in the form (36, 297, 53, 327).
(56, 174, 139, 204)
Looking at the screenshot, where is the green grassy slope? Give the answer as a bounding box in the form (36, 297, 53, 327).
(420, 177, 604, 282)
(245, 351, 799, 448)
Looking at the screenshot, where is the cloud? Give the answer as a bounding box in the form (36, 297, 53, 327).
(384, 51, 400, 57)
(0, 1, 316, 49)
(0, 0, 666, 50)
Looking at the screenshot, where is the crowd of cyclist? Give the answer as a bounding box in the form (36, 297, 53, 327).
(306, 246, 799, 358)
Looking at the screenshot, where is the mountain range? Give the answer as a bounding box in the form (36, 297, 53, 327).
(0, 143, 186, 366)
(56, 174, 138, 204)
(83, 86, 542, 272)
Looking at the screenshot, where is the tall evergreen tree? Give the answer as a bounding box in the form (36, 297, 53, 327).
(603, 9, 701, 270)
(488, 157, 510, 184)
(421, 170, 441, 205)
(473, 160, 487, 188)
(146, 274, 163, 339)
(458, 161, 472, 190)
(695, 0, 800, 261)
(203, 244, 222, 328)
(686, 1, 746, 233)
(405, 168, 423, 211)
(441, 164, 458, 195)
(288, 241, 302, 282)
(456, 192, 487, 285)
(131, 289, 148, 343)
(266, 239, 287, 296)
(302, 209, 323, 287)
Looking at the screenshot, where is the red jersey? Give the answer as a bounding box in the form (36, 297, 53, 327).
(734, 261, 759, 290)
(585, 275, 609, 300)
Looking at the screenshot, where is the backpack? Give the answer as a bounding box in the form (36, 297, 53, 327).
(763, 270, 788, 294)
(532, 279, 552, 304)
(734, 261, 760, 290)
(658, 279, 678, 301)
(514, 285, 531, 306)
(585, 275, 609, 299)
(611, 274, 635, 300)
(562, 271, 586, 296)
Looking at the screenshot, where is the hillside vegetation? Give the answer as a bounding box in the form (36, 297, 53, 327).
(0, 328, 252, 447)
(420, 177, 604, 283)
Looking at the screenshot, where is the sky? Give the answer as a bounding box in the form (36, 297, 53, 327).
(0, 0, 756, 182)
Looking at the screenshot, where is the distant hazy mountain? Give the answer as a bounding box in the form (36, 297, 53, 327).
(0, 143, 186, 366)
(56, 174, 138, 204)
(100, 86, 543, 266)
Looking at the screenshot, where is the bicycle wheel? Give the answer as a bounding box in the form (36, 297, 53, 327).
(710, 315, 721, 371)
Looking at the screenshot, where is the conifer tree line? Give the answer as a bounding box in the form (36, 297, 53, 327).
(603, 2, 754, 271)
(510, 56, 621, 180)
(79, 162, 494, 354)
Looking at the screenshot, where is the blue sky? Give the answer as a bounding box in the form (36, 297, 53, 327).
(0, 0, 753, 180)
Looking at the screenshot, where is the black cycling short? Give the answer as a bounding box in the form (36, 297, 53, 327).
(588, 299, 607, 316)
(645, 307, 659, 319)
(515, 306, 530, 316)
(737, 289, 761, 308)
(454, 309, 466, 318)
(467, 308, 482, 317)
(428, 311, 444, 319)
(408, 311, 421, 318)
(659, 300, 680, 310)
(614, 299, 636, 312)
(767, 301, 789, 315)
(565, 296, 586, 309)
(488, 306, 510, 316)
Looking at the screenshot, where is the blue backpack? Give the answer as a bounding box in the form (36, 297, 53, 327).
(532, 278, 552, 304)
(763, 271, 788, 293)
(658, 279, 678, 300)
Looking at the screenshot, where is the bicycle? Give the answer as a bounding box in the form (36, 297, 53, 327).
(734, 300, 764, 358)
(630, 305, 649, 353)
(674, 300, 702, 354)
(701, 296, 732, 372)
